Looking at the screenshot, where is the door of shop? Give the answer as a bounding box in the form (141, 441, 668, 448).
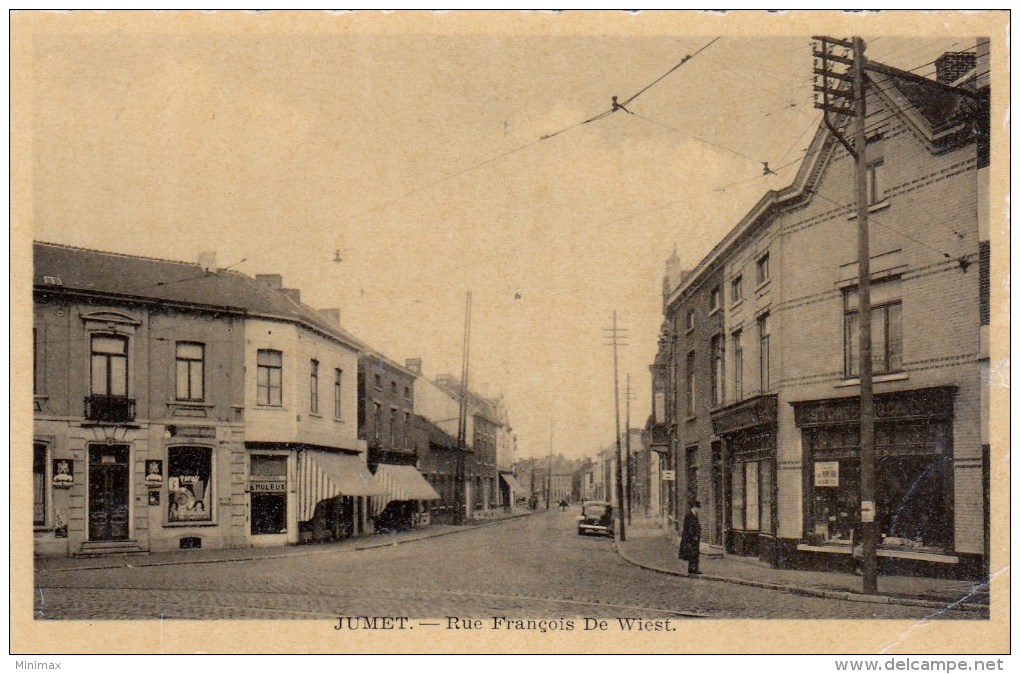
(88, 445, 130, 541)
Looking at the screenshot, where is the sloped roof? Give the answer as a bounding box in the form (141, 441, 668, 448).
(870, 67, 979, 133)
(33, 241, 365, 350)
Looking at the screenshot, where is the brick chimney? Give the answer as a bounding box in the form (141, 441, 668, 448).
(255, 274, 283, 290)
(281, 288, 301, 304)
(935, 52, 976, 85)
(197, 251, 217, 272)
(320, 308, 341, 327)
(405, 358, 422, 374)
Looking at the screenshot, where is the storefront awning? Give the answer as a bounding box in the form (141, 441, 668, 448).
(500, 472, 527, 494)
(298, 450, 386, 521)
(373, 464, 440, 503)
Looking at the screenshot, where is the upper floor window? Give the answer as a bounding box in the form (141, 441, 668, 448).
(709, 286, 721, 313)
(732, 330, 744, 402)
(403, 386, 411, 400)
(175, 342, 205, 402)
(256, 349, 283, 406)
(91, 334, 128, 396)
(310, 359, 320, 414)
(844, 288, 902, 377)
(374, 373, 382, 389)
(685, 309, 695, 333)
(867, 160, 885, 205)
(404, 411, 412, 447)
(711, 333, 725, 407)
(391, 381, 398, 396)
(334, 368, 343, 419)
(731, 275, 743, 303)
(33, 328, 39, 395)
(758, 313, 771, 391)
(373, 402, 383, 440)
(685, 351, 696, 417)
(756, 252, 770, 285)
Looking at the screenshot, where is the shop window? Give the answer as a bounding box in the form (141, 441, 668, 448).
(744, 462, 760, 532)
(250, 454, 288, 535)
(811, 460, 860, 544)
(175, 342, 205, 401)
(91, 334, 128, 396)
(310, 359, 319, 414)
(167, 446, 213, 522)
(33, 443, 47, 526)
(256, 349, 283, 406)
(877, 455, 950, 550)
(730, 464, 744, 530)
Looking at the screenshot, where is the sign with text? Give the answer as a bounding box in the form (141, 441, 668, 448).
(814, 461, 839, 487)
(249, 477, 287, 493)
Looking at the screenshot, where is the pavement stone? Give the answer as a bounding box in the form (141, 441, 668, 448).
(614, 516, 990, 613)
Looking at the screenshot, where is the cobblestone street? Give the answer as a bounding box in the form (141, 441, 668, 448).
(34, 510, 983, 621)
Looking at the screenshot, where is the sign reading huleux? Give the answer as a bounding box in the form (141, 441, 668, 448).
(249, 476, 287, 493)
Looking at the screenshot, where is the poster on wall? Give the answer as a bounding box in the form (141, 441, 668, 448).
(168, 475, 211, 522)
(51, 459, 73, 488)
(815, 461, 840, 487)
(145, 460, 163, 487)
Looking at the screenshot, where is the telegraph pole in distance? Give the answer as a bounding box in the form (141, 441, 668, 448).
(546, 422, 553, 510)
(603, 311, 628, 541)
(625, 372, 633, 525)
(814, 35, 877, 594)
(455, 291, 472, 526)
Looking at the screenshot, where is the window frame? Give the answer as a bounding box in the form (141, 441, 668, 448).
(866, 160, 885, 205)
(758, 313, 771, 392)
(334, 368, 343, 419)
(731, 275, 743, 304)
(710, 333, 725, 408)
(310, 359, 320, 414)
(844, 299, 903, 377)
(256, 349, 283, 407)
(90, 333, 129, 397)
(166, 445, 214, 524)
(685, 309, 695, 333)
(732, 329, 744, 402)
(33, 442, 48, 527)
(709, 286, 721, 314)
(175, 341, 206, 402)
(685, 351, 696, 418)
(756, 252, 770, 286)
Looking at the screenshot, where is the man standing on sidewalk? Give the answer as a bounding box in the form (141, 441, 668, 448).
(679, 500, 702, 575)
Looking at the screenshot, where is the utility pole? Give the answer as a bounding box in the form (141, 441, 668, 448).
(455, 291, 472, 526)
(603, 311, 628, 541)
(814, 35, 877, 594)
(625, 373, 633, 525)
(546, 423, 553, 510)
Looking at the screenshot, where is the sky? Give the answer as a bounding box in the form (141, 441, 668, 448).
(19, 11, 979, 461)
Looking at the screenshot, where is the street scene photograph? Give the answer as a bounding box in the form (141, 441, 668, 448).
(11, 9, 1009, 657)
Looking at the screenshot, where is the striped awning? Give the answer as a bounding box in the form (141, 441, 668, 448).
(298, 450, 385, 521)
(500, 472, 527, 495)
(372, 464, 440, 510)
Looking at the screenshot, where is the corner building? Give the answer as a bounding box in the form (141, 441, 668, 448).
(657, 48, 990, 578)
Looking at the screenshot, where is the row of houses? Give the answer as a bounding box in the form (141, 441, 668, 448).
(646, 49, 991, 579)
(32, 242, 522, 557)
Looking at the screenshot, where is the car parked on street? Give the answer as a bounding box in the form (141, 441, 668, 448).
(577, 500, 614, 537)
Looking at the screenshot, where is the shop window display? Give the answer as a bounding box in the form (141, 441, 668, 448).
(168, 446, 212, 522)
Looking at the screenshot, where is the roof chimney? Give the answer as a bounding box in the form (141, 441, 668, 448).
(320, 308, 341, 327)
(405, 358, 422, 374)
(255, 274, 283, 290)
(281, 288, 301, 304)
(935, 51, 977, 85)
(197, 251, 217, 272)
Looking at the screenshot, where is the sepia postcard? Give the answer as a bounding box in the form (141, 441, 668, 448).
(9, 8, 1011, 658)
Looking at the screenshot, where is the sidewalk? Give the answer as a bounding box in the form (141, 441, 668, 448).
(35, 511, 531, 573)
(616, 516, 990, 614)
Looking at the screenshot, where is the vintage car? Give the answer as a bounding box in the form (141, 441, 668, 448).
(577, 500, 614, 537)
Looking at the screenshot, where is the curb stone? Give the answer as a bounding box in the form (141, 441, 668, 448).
(614, 539, 988, 613)
(37, 512, 532, 573)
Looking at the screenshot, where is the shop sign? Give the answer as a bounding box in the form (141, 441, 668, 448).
(145, 460, 164, 487)
(52, 459, 74, 488)
(249, 477, 287, 493)
(167, 425, 216, 439)
(814, 461, 839, 487)
(661, 470, 675, 481)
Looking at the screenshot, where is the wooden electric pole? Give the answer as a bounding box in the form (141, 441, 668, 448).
(814, 35, 877, 594)
(604, 311, 628, 541)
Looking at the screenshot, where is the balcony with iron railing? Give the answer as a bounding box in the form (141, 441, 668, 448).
(84, 395, 136, 424)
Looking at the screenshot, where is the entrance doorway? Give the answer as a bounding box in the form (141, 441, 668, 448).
(88, 445, 130, 541)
